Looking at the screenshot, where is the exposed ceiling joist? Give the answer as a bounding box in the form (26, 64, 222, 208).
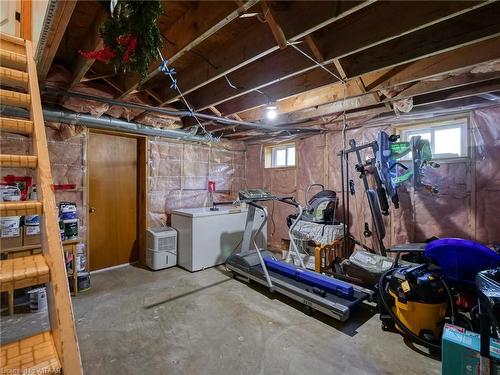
(261, 1, 287, 49)
(156, 0, 373, 106)
(180, 0, 493, 113)
(280, 71, 500, 125)
(303, 35, 324, 63)
(69, 11, 108, 87)
(413, 78, 500, 107)
(340, 2, 500, 78)
(236, 36, 500, 122)
(81, 72, 116, 82)
(392, 71, 500, 101)
(216, 4, 500, 117)
(362, 36, 500, 92)
(118, 0, 260, 98)
(37, 0, 77, 81)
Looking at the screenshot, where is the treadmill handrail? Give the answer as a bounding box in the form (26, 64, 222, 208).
(287, 205, 307, 269)
(247, 201, 265, 210)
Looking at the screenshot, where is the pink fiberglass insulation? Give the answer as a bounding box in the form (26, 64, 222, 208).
(473, 106, 500, 244)
(60, 82, 115, 117)
(106, 93, 149, 121)
(134, 111, 182, 129)
(0, 121, 246, 256)
(0, 127, 88, 242)
(148, 138, 246, 227)
(245, 144, 264, 189)
(245, 105, 500, 250)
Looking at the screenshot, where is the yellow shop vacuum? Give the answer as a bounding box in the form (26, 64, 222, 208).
(379, 264, 448, 346)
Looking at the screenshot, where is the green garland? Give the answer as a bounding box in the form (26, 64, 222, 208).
(100, 0, 163, 77)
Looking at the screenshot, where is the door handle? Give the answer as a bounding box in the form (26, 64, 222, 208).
(89, 207, 96, 213)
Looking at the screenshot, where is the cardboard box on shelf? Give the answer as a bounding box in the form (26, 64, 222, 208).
(23, 225, 41, 246)
(1, 216, 23, 249)
(1, 227, 23, 249)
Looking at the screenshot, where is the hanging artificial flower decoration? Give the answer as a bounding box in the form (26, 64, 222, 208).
(79, 0, 162, 77)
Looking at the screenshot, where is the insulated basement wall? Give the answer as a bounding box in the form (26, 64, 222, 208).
(246, 105, 500, 250)
(0, 126, 88, 245)
(148, 138, 246, 227)
(1, 125, 245, 253)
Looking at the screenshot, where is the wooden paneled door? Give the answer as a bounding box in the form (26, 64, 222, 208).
(88, 131, 140, 271)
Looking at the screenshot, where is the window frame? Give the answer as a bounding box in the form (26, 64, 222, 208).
(396, 117, 469, 162)
(264, 142, 296, 169)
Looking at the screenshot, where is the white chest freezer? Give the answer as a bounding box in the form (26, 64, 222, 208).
(171, 206, 267, 272)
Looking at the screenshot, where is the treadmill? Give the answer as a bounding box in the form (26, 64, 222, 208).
(226, 189, 374, 322)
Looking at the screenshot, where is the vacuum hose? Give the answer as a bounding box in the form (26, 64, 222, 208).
(377, 267, 456, 351)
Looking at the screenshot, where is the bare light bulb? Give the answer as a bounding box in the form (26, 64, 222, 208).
(266, 108, 277, 120)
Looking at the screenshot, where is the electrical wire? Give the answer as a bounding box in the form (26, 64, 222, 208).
(157, 49, 219, 143)
(224, 74, 241, 90)
(287, 42, 345, 83)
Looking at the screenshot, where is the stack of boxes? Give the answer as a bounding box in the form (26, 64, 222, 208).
(0, 185, 23, 248)
(0, 183, 79, 247)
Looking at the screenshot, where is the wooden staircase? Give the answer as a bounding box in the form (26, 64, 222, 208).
(0, 32, 83, 374)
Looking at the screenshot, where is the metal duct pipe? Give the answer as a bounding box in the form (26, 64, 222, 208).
(46, 88, 319, 134)
(1, 106, 209, 142)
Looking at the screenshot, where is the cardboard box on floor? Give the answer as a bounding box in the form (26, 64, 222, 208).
(442, 324, 500, 375)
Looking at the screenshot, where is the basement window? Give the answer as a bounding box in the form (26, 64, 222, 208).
(265, 143, 296, 168)
(398, 118, 468, 160)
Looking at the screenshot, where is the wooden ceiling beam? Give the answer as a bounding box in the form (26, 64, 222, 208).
(340, 2, 500, 78)
(182, 1, 492, 112)
(303, 35, 324, 63)
(157, 1, 373, 105)
(392, 71, 500, 102)
(69, 11, 108, 87)
(216, 64, 343, 115)
(185, 47, 341, 112)
(279, 71, 500, 125)
(236, 36, 500, 122)
(81, 72, 116, 82)
(37, 0, 77, 81)
(118, 0, 260, 99)
(216, 4, 500, 118)
(413, 78, 500, 107)
(362, 36, 500, 92)
(261, 1, 287, 49)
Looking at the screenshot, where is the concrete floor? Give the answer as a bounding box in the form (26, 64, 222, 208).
(1, 265, 440, 374)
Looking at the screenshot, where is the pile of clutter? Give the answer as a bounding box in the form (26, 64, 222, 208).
(0, 176, 89, 313)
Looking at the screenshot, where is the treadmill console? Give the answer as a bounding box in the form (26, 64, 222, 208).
(239, 189, 274, 201)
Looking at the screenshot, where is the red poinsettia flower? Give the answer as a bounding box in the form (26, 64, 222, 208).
(116, 34, 137, 63)
(79, 46, 116, 63)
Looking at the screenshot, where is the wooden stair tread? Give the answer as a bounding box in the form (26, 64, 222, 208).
(0, 66, 29, 90)
(0, 32, 26, 46)
(0, 49, 27, 71)
(0, 254, 50, 292)
(0, 38, 25, 56)
(0, 201, 43, 217)
(0, 154, 37, 168)
(0, 117, 33, 135)
(1, 37, 84, 373)
(0, 88, 30, 109)
(0, 331, 61, 372)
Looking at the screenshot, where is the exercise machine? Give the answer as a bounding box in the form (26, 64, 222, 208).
(226, 189, 374, 321)
(339, 130, 439, 256)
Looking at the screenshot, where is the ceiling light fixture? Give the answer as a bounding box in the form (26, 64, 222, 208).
(266, 102, 278, 120)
